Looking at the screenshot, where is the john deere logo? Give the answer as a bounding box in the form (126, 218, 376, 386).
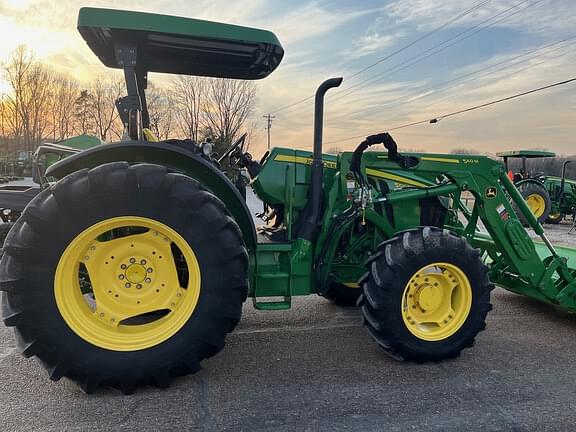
(485, 187, 497, 199)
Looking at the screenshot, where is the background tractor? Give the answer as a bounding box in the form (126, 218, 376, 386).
(1, 8, 576, 394)
(542, 160, 576, 224)
(498, 150, 556, 224)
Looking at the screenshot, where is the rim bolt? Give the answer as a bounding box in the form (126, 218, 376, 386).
(84, 256, 89, 260)
(121, 264, 127, 270)
(110, 318, 115, 323)
(140, 259, 147, 265)
(176, 292, 182, 298)
(164, 237, 169, 242)
(125, 283, 131, 288)
(130, 258, 136, 264)
(136, 284, 142, 289)
(99, 313, 105, 318)
(412, 305, 416, 309)
(170, 302, 176, 307)
(90, 245, 96, 251)
(118, 274, 125, 280)
(147, 268, 153, 273)
(145, 278, 152, 283)
(444, 319, 448, 323)
(153, 231, 158, 236)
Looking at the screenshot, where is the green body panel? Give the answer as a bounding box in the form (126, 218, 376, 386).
(543, 176, 576, 216)
(78, 7, 283, 79)
(250, 147, 576, 312)
(44, 135, 102, 166)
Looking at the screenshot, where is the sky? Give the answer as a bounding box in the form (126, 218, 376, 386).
(0, 0, 575, 156)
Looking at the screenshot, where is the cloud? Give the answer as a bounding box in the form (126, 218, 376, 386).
(384, 0, 576, 35)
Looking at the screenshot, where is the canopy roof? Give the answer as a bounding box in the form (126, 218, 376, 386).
(496, 150, 556, 159)
(77, 7, 284, 80)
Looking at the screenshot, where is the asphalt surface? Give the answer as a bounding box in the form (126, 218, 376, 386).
(1, 190, 576, 431)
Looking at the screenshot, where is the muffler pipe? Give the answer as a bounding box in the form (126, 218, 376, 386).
(300, 77, 343, 241)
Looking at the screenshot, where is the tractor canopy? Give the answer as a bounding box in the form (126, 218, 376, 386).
(496, 150, 556, 159)
(77, 7, 284, 80)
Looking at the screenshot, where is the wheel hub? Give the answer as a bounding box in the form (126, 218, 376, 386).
(402, 263, 472, 341)
(124, 262, 148, 284)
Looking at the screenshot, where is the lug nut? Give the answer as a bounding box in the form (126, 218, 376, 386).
(136, 284, 142, 289)
(140, 259, 147, 265)
(125, 283, 131, 288)
(121, 264, 127, 270)
(145, 278, 152, 283)
(118, 274, 125, 280)
(147, 268, 153, 273)
(130, 258, 136, 264)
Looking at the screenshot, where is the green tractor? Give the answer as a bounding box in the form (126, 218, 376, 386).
(2, 8, 576, 394)
(543, 160, 576, 224)
(498, 150, 556, 224)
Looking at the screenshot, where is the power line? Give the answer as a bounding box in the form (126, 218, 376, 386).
(334, 35, 576, 122)
(268, 0, 493, 115)
(323, 76, 576, 145)
(330, 0, 542, 104)
(346, 0, 493, 80)
(276, 0, 540, 118)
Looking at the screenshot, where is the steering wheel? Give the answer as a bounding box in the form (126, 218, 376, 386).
(218, 133, 248, 164)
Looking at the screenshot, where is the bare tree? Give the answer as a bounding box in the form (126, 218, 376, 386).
(172, 76, 206, 142)
(147, 84, 176, 140)
(89, 77, 123, 141)
(47, 74, 79, 141)
(203, 78, 257, 153)
(2, 46, 53, 152)
(73, 90, 94, 136)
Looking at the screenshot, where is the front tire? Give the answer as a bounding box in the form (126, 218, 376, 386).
(546, 212, 563, 224)
(359, 227, 493, 362)
(0, 162, 248, 393)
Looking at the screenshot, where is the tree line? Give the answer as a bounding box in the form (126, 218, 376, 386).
(0, 46, 258, 160)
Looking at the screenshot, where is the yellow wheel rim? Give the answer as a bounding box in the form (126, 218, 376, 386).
(54, 216, 201, 351)
(402, 262, 472, 341)
(526, 193, 546, 218)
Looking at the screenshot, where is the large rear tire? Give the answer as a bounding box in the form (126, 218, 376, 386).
(359, 227, 493, 362)
(0, 162, 248, 393)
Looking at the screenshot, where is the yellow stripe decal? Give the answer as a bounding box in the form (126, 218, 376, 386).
(365, 169, 427, 187)
(274, 155, 426, 187)
(421, 156, 460, 164)
(274, 154, 337, 168)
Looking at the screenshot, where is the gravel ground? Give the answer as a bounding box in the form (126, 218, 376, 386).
(1, 190, 576, 431)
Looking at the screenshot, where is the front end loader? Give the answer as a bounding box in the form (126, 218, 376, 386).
(2, 8, 576, 394)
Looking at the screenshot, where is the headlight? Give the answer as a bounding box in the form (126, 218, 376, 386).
(201, 142, 213, 157)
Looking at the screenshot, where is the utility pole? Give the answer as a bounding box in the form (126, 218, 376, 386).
(263, 114, 275, 149)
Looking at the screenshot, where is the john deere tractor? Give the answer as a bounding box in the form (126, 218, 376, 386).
(543, 160, 576, 224)
(498, 150, 557, 224)
(2, 8, 576, 394)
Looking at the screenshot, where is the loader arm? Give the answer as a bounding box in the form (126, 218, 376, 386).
(354, 152, 576, 311)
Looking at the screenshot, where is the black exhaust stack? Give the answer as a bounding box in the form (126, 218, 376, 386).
(300, 77, 343, 242)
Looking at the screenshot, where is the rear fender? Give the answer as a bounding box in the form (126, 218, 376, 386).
(45, 141, 257, 252)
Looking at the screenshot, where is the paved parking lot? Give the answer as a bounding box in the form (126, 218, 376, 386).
(1, 190, 575, 431)
(2, 265, 576, 431)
